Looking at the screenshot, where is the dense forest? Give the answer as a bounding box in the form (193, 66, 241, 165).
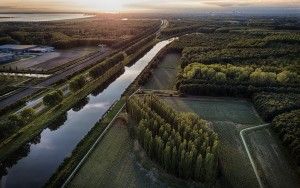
(272, 110, 300, 165)
(253, 92, 300, 121)
(127, 94, 219, 183)
(167, 18, 300, 165)
(0, 17, 160, 48)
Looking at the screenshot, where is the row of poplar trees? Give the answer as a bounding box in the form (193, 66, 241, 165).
(126, 94, 219, 183)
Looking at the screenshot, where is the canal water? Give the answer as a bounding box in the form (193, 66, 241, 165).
(0, 38, 175, 188)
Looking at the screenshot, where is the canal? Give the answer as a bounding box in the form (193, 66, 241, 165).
(0, 38, 176, 188)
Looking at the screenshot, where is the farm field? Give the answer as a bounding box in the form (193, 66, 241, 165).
(246, 127, 300, 188)
(143, 52, 181, 90)
(68, 119, 166, 188)
(163, 96, 264, 188)
(1, 47, 102, 72)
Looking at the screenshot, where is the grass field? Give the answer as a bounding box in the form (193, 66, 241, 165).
(143, 53, 181, 90)
(68, 119, 166, 188)
(246, 127, 300, 188)
(163, 96, 264, 188)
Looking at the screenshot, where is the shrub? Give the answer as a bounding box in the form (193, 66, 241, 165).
(43, 90, 64, 107)
(69, 75, 86, 92)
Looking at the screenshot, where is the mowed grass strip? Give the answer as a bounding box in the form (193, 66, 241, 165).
(162, 96, 264, 188)
(68, 120, 162, 188)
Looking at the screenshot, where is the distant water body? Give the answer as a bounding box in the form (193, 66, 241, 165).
(0, 14, 94, 22)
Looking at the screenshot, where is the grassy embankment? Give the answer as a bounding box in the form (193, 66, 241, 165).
(0, 62, 124, 161)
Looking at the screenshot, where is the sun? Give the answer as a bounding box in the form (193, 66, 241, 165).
(81, 0, 125, 13)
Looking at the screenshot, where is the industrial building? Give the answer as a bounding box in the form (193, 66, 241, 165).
(0, 53, 14, 64)
(0, 44, 54, 54)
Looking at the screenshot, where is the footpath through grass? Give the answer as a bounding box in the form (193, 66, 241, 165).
(163, 96, 264, 188)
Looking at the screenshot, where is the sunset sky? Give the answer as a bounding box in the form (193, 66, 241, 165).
(0, 0, 299, 13)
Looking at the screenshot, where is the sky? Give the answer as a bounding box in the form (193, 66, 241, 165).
(0, 0, 299, 14)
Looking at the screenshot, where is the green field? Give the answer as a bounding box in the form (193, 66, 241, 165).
(143, 53, 181, 90)
(68, 120, 166, 188)
(246, 127, 300, 188)
(163, 96, 264, 188)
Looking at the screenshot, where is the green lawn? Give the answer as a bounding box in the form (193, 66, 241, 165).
(163, 96, 264, 188)
(163, 97, 263, 125)
(143, 53, 181, 90)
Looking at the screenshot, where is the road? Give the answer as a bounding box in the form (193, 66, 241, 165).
(0, 20, 167, 110)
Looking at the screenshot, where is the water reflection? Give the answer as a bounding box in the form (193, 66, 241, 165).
(72, 97, 90, 112)
(91, 68, 125, 97)
(0, 112, 69, 180)
(48, 112, 68, 131)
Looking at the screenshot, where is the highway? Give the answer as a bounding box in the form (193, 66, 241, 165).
(0, 20, 167, 110)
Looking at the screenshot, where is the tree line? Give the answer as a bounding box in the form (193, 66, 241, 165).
(178, 82, 300, 98)
(181, 47, 299, 67)
(181, 63, 299, 87)
(126, 94, 219, 183)
(1, 19, 160, 49)
(89, 53, 124, 79)
(252, 92, 300, 121)
(125, 34, 156, 56)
